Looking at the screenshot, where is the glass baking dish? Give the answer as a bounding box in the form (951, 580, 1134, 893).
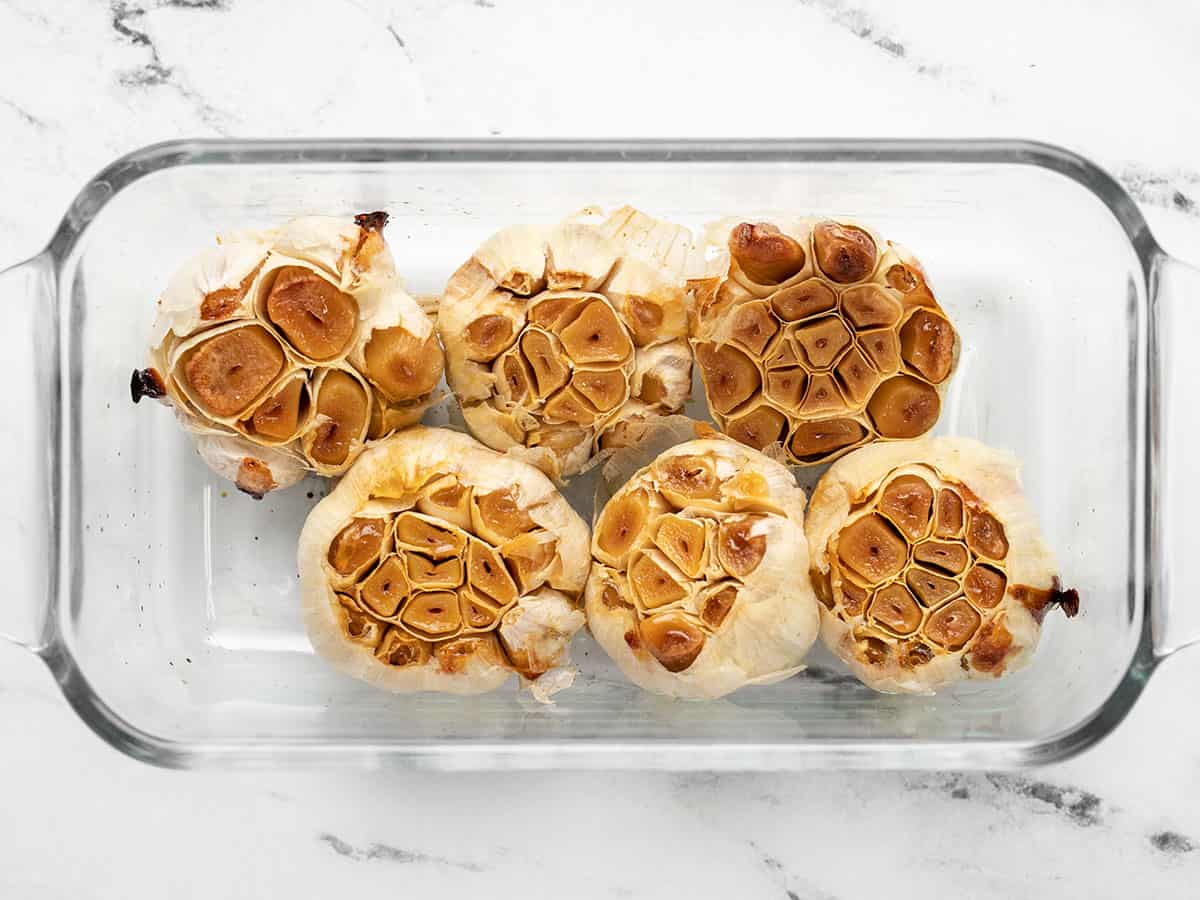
(3, 139, 1198, 770)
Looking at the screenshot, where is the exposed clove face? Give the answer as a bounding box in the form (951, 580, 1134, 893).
(729, 223, 807, 285)
(181, 325, 285, 417)
(363, 327, 443, 402)
(309, 371, 369, 466)
(265, 266, 358, 361)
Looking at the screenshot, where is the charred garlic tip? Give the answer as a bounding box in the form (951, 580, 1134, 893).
(806, 437, 1079, 694)
(135, 213, 444, 495)
(693, 217, 959, 466)
(298, 427, 589, 695)
(584, 438, 821, 700)
(438, 206, 701, 478)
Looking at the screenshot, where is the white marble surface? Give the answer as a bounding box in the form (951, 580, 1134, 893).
(3, 0, 1200, 896)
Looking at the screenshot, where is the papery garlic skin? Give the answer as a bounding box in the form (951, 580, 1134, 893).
(135, 213, 443, 495)
(693, 217, 959, 466)
(438, 206, 708, 480)
(584, 438, 820, 699)
(298, 427, 590, 694)
(806, 436, 1078, 694)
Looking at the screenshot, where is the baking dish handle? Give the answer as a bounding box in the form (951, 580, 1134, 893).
(0, 251, 56, 652)
(1151, 251, 1200, 658)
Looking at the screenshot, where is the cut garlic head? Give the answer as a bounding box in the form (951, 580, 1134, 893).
(694, 218, 958, 466)
(132, 213, 443, 496)
(805, 436, 1079, 694)
(438, 207, 705, 479)
(584, 438, 820, 699)
(298, 427, 589, 694)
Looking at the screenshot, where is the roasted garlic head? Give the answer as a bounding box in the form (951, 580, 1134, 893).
(132, 213, 443, 497)
(806, 437, 1079, 694)
(585, 438, 820, 699)
(298, 427, 590, 695)
(438, 206, 705, 479)
(693, 218, 958, 465)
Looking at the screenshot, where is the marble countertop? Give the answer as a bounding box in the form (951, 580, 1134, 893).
(2, 1, 1199, 896)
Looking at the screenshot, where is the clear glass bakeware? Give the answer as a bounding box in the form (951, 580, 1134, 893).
(2, 139, 1198, 770)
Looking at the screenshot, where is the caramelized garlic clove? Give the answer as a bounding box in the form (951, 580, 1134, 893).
(867, 375, 940, 439)
(857, 328, 901, 374)
(729, 222, 806, 285)
(466, 539, 519, 606)
(500, 531, 559, 594)
(836, 513, 908, 584)
(308, 370, 369, 467)
(934, 488, 965, 537)
(966, 509, 1009, 560)
(463, 314, 516, 362)
(729, 300, 779, 355)
(653, 454, 721, 506)
(899, 309, 956, 384)
(788, 417, 866, 462)
(639, 613, 706, 673)
(695, 342, 761, 414)
(181, 325, 285, 418)
(401, 590, 463, 638)
(905, 566, 959, 607)
(336, 594, 386, 649)
(405, 553, 464, 590)
(472, 485, 536, 544)
(571, 368, 626, 413)
(840, 285, 901, 329)
(394, 512, 467, 559)
(868, 583, 923, 635)
(327, 517, 388, 576)
(834, 347, 878, 406)
(415, 477, 474, 531)
(726, 404, 787, 451)
(964, 564, 1007, 610)
(769, 278, 837, 322)
(913, 539, 970, 574)
(557, 299, 633, 365)
(697, 582, 738, 629)
(765, 368, 807, 408)
(629, 551, 689, 609)
(812, 221, 876, 284)
(374, 627, 432, 667)
(878, 474, 934, 541)
(595, 488, 653, 565)
(717, 515, 768, 578)
(265, 266, 357, 360)
(362, 327, 444, 401)
(359, 555, 410, 619)
(542, 385, 598, 426)
(923, 598, 981, 650)
(248, 374, 308, 442)
(792, 317, 852, 369)
(799, 373, 848, 416)
(519, 329, 570, 398)
(653, 514, 709, 579)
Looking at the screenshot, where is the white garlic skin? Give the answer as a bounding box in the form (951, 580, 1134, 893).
(806, 436, 1065, 694)
(585, 438, 820, 700)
